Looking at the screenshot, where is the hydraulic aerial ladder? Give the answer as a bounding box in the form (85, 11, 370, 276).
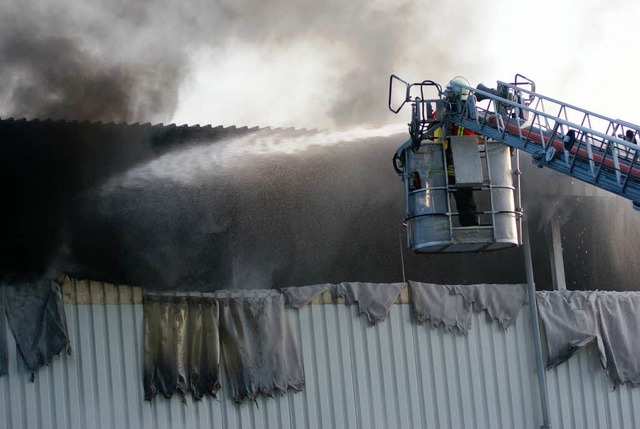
(388, 74, 640, 253)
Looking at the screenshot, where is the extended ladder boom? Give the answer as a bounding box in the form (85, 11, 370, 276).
(390, 75, 640, 209)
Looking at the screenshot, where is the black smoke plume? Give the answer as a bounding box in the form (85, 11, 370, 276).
(2, 0, 639, 291)
(0, 0, 420, 126)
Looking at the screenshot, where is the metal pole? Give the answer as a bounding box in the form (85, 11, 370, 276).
(398, 228, 406, 283)
(515, 149, 523, 245)
(523, 219, 552, 429)
(548, 216, 567, 291)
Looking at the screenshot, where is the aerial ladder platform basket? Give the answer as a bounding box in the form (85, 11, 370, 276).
(389, 74, 640, 253)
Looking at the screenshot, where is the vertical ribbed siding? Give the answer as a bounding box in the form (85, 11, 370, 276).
(546, 344, 640, 429)
(2, 294, 640, 428)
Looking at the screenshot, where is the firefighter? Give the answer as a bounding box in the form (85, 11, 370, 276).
(620, 130, 638, 144)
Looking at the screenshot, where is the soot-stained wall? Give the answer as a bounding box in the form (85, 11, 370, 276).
(1, 119, 637, 290)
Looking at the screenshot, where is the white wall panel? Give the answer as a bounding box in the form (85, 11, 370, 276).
(546, 343, 640, 429)
(2, 295, 640, 429)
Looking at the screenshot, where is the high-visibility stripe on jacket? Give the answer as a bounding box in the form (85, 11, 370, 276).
(452, 124, 476, 136)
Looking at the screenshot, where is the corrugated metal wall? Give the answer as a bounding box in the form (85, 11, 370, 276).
(2, 282, 639, 429)
(546, 346, 640, 429)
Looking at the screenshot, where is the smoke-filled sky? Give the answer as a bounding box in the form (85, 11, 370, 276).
(1, 0, 639, 129)
(3, 0, 640, 291)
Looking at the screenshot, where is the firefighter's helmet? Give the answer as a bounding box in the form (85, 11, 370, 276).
(451, 76, 471, 101)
